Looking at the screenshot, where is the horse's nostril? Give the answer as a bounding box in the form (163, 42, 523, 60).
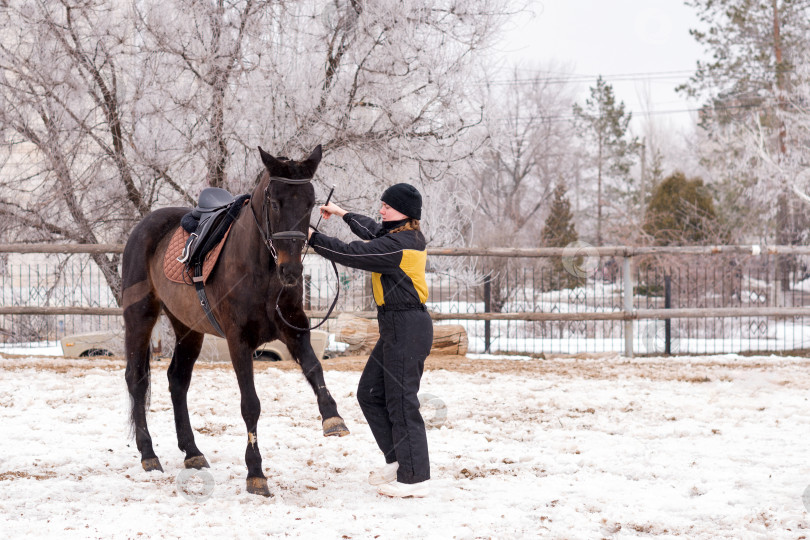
(280, 264, 302, 276)
(278, 264, 302, 286)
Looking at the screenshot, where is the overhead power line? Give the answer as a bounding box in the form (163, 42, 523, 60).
(488, 101, 771, 124)
(483, 68, 799, 87)
(484, 69, 696, 87)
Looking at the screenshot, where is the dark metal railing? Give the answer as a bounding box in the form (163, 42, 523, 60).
(1, 244, 809, 356)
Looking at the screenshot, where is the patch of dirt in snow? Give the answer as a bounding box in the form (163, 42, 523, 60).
(2, 351, 806, 386)
(0, 470, 57, 481)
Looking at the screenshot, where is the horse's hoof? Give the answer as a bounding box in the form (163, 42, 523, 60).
(246, 477, 272, 497)
(323, 416, 350, 437)
(141, 457, 164, 473)
(184, 455, 210, 469)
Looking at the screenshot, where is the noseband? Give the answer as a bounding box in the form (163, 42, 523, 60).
(250, 175, 340, 332)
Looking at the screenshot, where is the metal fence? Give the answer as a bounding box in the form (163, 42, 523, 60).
(2, 244, 810, 357)
(0, 251, 120, 353)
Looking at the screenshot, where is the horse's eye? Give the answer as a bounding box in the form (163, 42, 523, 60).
(270, 201, 280, 212)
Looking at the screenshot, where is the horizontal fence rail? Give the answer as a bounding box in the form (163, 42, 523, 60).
(4, 244, 810, 256)
(0, 244, 126, 254)
(2, 243, 810, 357)
(429, 246, 810, 256)
(3, 306, 810, 320)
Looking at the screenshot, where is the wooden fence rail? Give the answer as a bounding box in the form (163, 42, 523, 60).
(4, 243, 810, 256)
(0, 244, 125, 254)
(2, 306, 808, 321)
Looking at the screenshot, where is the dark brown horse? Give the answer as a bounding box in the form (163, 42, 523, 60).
(122, 145, 348, 497)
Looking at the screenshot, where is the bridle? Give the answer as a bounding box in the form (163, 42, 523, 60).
(249, 177, 309, 264)
(250, 175, 340, 332)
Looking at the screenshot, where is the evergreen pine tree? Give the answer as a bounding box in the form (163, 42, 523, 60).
(643, 171, 721, 245)
(572, 76, 637, 245)
(541, 183, 581, 289)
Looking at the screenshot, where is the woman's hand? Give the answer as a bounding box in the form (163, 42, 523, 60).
(319, 202, 346, 219)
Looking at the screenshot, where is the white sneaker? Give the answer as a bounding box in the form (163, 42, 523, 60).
(368, 462, 399, 485)
(378, 480, 430, 498)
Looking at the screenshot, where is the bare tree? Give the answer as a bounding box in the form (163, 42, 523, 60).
(688, 47, 810, 295)
(0, 0, 521, 303)
(468, 64, 577, 247)
(132, 0, 277, 189)
(133, 0, 519, 201)
(0, 0, 194, 302)
(456, 64, 578, 311)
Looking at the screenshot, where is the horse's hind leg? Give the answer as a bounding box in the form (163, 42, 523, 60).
(165, 312, 208, 469)
(123, 284, 163, 472)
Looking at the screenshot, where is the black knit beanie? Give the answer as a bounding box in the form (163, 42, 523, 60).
(380, 183, 422, 220)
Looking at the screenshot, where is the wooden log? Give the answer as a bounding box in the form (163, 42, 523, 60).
(334, 314, 379, 354)
(431, 324, 468, 356)
(335, 313, 467, 356)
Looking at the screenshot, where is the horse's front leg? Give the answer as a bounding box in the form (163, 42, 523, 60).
(229, 341, 271, 497)
(279, 316, 349, 438)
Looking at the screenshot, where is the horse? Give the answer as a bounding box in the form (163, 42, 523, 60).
(122, 145, 349, 497)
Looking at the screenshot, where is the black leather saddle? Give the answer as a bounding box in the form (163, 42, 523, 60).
(193, 188, 237, 218)
(177, 188, 249, 266)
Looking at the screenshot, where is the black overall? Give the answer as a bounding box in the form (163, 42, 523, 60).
(309, 213, 433, 484)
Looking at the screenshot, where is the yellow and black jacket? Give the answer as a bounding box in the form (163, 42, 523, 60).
(308, 213, 428, 307)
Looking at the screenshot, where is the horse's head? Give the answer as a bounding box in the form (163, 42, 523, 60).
(256, 145, 321, 287)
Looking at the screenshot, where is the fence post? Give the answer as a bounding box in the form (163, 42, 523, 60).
(304, 275, 311, 310)
(483, 273, 492, 353)
(664, 274, 671, 355)
(623, 256, 633, 357)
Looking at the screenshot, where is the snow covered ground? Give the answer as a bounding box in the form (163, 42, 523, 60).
(1, 352, 809, 538)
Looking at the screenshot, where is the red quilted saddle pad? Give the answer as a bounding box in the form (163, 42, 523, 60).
(163, 225, 233, 285)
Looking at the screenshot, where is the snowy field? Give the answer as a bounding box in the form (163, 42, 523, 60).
(1, 353, 809, 539)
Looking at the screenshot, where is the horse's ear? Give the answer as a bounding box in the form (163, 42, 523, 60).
(258, 146, 280, 171)
(306, 144, 323, 167)
(298, 145, 322, 177)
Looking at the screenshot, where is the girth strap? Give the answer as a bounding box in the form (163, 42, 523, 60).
(193, 264, 226, 338)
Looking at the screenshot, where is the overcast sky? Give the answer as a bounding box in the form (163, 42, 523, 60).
(495, 0, 709, 132)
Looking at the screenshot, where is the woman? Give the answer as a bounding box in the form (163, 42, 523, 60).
(307, 183, 433, 498)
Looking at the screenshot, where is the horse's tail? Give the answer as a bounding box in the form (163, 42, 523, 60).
(123, 279, 157, 441)
(125, 359, 151, 439)
(122, 209, 176, 440)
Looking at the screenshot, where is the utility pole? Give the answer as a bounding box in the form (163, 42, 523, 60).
(597, 132, 603, 246)
(574, 156, 581, 215)
(773, 0, 791, 293)
(639, 138, 646, 216)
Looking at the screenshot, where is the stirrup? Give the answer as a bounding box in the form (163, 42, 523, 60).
(176, 233, 198, 263)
